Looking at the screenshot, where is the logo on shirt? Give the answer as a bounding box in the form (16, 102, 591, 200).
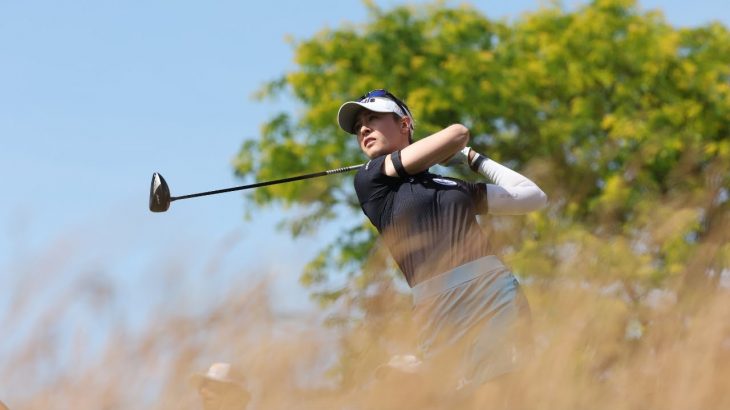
(432, 178, 458, 186)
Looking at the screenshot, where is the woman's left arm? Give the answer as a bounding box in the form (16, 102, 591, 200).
(466, 149, 548, 215)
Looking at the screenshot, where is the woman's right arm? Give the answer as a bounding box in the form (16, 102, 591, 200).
(383, 124, 469, 177)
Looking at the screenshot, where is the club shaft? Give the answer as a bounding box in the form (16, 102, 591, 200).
(170, 164, 363, 202)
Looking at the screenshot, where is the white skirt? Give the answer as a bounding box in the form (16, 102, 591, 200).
(412, 255, 532, 386)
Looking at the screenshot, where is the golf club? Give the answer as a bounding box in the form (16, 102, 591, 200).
(149, 164, 363, 212)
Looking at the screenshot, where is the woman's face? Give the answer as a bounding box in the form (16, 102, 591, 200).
(199, 381, 250, 410)
(354, 110, 410, 159)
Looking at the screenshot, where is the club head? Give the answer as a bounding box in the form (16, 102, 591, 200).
(149, 172, 171, 212)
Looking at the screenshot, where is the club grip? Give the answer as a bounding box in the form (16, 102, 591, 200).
(326, 164, 363, 175)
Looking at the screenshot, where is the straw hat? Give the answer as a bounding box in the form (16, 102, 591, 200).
(190, 362, 246, 389)
(374, 354, 423, 380)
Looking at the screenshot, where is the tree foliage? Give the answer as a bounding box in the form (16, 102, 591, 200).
(234, 0, 730, 313)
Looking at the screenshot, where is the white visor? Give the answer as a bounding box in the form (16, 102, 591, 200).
(337, 96, 410, 135)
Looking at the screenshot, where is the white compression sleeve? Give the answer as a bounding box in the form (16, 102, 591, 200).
(470, 153, 548, 215)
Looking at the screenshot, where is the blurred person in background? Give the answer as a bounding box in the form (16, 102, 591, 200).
(191, 362, 250, 410)
(338, 89, 547, 403)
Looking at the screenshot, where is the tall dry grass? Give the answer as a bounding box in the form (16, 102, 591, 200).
(2, 234, 729, 409)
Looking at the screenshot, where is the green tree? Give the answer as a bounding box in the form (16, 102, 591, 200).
(234, 0, 730, 316)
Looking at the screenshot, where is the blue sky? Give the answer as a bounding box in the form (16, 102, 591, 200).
(1, 0, 728, 342)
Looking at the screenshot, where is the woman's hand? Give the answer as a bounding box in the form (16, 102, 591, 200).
(440, 146, 473, 168)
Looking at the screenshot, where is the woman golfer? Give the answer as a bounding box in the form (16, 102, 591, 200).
(338, 89, 547, 392)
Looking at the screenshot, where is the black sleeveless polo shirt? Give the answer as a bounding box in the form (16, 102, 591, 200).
(354, 154, 491, 287)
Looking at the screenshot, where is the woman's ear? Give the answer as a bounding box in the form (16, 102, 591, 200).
(400, 116, 411, 130)
(399, 117, 412, 144)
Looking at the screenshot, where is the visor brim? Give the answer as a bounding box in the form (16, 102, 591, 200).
(337, 98, 404, 134)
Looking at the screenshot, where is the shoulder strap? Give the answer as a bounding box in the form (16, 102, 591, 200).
(390, 150, 410, 178)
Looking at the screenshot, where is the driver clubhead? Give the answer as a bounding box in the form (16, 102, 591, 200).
(149, 172, 171, 212)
